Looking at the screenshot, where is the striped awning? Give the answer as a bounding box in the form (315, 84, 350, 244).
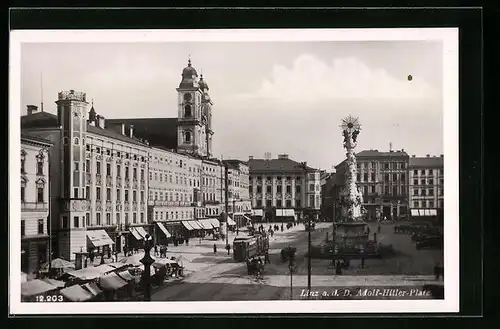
(411, 209, 438, 217)
(182, 221, 195, 230)
(129, 227, 143, 240)
(197, 219, 214, 230)
(135, 226, 149, 239)
(189, 221, 204, 230)
(156, 222, 172, 238)
(227, 216, 236, 226)
(252, 209, 263, 216)
(208, 218, 220, 228)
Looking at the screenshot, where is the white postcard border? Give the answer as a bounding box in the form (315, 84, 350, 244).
(9, 28, 459, 314)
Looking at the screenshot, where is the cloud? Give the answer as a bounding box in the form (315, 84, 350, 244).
(237, 54, 437, 102)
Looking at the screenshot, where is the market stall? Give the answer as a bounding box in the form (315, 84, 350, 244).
(59, 284, 94, 302)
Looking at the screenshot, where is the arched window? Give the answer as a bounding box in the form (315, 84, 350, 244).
(63, 137, 69, 145)
(184, 105, 192, 118)
(185, 131, 191, 143)
(74, 137, 80, 145)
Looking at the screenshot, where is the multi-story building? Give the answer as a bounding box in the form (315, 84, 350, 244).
(335, 149, 410, 221)
(201, 159, 225, 218)
(21, 133, 53, 278)
(22, 96, 151, 260)
(320, 172, 339, 222)
(224, 160, 252, 226)
(248, 154, 321, 222)
(408, 154, 444, 220)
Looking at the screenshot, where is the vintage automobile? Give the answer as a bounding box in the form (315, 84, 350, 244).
(281, 245, 297, 262)
(416, 236, 443, 250)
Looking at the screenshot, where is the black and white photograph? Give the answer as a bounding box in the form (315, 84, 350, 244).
(9, 28, 459, 314)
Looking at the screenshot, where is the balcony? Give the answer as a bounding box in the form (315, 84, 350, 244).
(21, 202, 49, 212)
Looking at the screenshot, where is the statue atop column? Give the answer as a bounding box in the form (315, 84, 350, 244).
(340, 115, 364, 221)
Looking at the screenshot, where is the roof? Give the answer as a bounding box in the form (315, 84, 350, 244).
(21, 112, 149, 147)
(409, 156, 444, 168)
(248, 158, 317, 173)
(106, 118, 178, 150)
(21, 133, 53, 146)
(21, 111, 59, 129)
(224, 159, 248, 169)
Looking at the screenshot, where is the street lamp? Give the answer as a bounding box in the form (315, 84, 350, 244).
(140, 234, 154, 301)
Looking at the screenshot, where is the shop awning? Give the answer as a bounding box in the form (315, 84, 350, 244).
(99, 272, 128, 291)
(208, 218, 220, 228)
(411, 209, 419, 216)
(83, 282, 103, 296)
(429, 209, 438, 216)
(411, 209, 438, 217)
(252, 209, 263, 217)
(198, 219, 214, 230)
(156, 222, 172, 238)
(188, 220, 203, 230)
(60, 284, 94, 302)
(276, 209, 284, 217)
(86, 230, 114, 248)
(285, 209, 295, 217)
(227, 216, 236, 226)
(129, 227, 143, 240)
(135, 226, 149, 239)
(41, 278, 66, 288)
(182, 221, 195, 230)
(21, 279, 59, 297)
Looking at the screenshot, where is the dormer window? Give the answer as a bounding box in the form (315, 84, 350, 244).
(184, 105, 192, 118)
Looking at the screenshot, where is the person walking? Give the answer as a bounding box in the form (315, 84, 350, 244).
(154, 245, 158, 257)
(378, 225, 381, 233)
(264, 252, 270, 264)
(225, 244, 231, 255)
(213, 243, 217, 254)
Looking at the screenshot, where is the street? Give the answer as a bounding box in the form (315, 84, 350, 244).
(150, 221, 443, 301)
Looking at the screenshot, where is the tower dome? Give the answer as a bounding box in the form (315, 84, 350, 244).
(179, 59, 199, 88)
(199, 74, 209, 91)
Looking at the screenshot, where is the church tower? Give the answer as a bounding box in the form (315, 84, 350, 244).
(176, 59, 211, 157)
(56, 90, 89, 260)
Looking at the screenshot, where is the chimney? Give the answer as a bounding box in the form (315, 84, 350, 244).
(129, 125, 134, 138)
(121, 123, 125, 135)
(440, 154, 443, 158)
(426, 154, 430, 158)
(27, 105, 38, 115)
(402, 148, 405, 152)
(248, 156, 254, 160)
(412, 155, 416, 158)
(98, 115, 105, 129)
(278, 154, 289, 160)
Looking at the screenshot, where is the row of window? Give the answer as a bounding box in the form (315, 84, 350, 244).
(255, 197, 317, 208)
(85, 144, 147, 162)
(412, 178, 444, 186)
(150, 171, 200, 187)
(251, 176, 304, 182)
(413, 188, 444, 196)
(412, 169, 443, 176)
(20, 219, 45, 236)
(85, 160, 145, 180)
(413, 200, 443, 208)
(250, 185, 305, 194)
(358, 162, 407, 170)
(62, 212, 146, 228)
(21, 158, 44, 175)
(92, 187, 145, 202)
(21, 186, 44, 203)
(154, 210, 194, 221)
(151, 191, 192, 203)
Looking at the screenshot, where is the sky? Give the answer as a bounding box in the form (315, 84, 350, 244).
(21, 41, 443, 171)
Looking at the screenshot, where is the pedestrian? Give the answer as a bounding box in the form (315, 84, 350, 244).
(378, 225, 381, 233)
(265, 252, 270, 264)
(89, 251, 95, 264)
(123, 246, 127, 257)
(154, 245, 158, 257)
(213, 243, 217, 254)
(281, 225, 284, 232)
(225, 244, 231, 255)
(335, 261, 342, 275)
(107, 248, 111, 259)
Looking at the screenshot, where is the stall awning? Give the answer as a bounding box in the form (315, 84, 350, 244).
(156, 222, 172, 238)
(208, 218, 220, 228)
(285, 209, 295, 217)
(135, 226, 149, 239)
(21, 279, 58, 297)
(198, 219, 214, 230)
(411, 209, 438, 217)
(188, 220, 203, 230)
(83, 282, 103, 296)
(99, 272, 128, 291)
(60, 284, 94, 302)
(41, 278, 66, 288)
(252, 209, 263, 217)
(411, 209, 419, 216)
(429, 209, 437, 216)
(129, 227, 143, 240)
(227, 216, 236, 226)
(182, 221, 195, 230)
(67, 264, 115, 280)
(86, 229, 114, 248)
(117, 270, 135, 282)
